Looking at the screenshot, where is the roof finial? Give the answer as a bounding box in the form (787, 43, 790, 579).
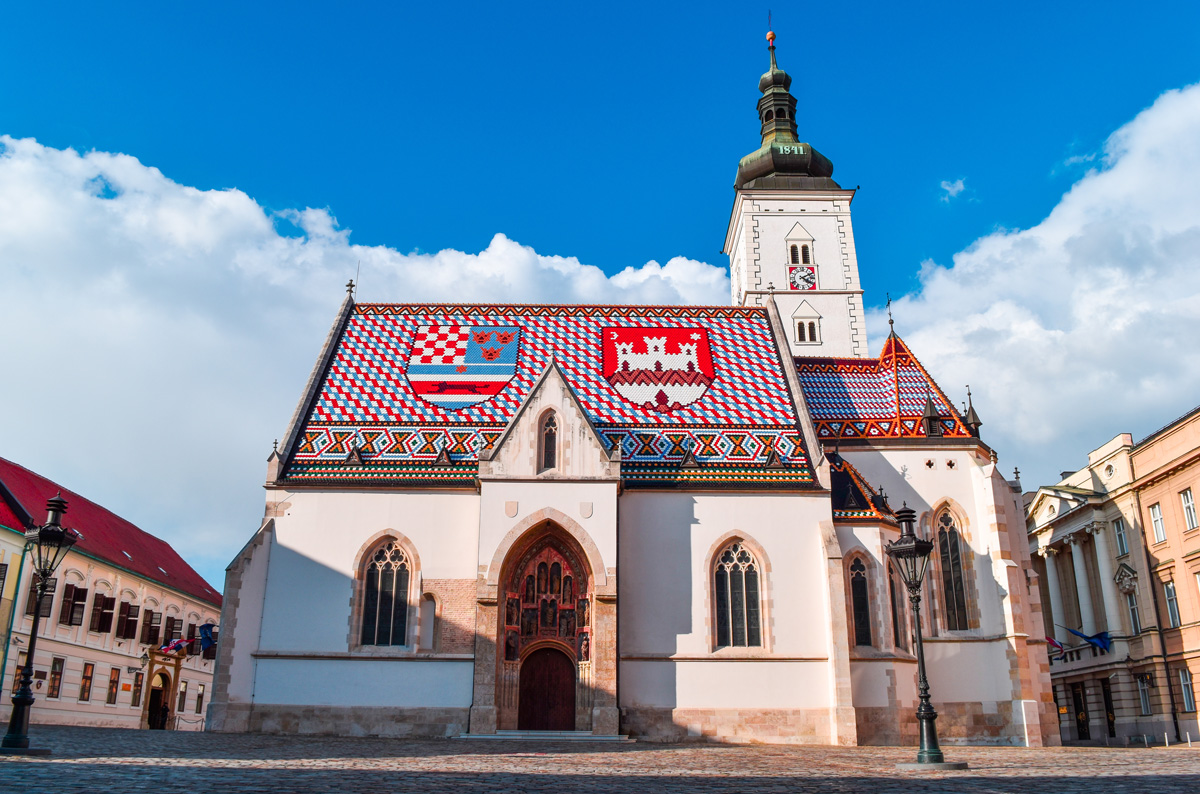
(766, 15, 778, 69)
(964, 384, 983, 437)
(886, 293, 895, 336)
(345, 279, 355, 296)
(272, 439, 278, 453)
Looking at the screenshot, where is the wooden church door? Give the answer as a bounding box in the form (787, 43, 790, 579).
(518, 647, 576, 731)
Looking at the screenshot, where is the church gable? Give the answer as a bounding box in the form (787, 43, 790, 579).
(794, 333, 971, 441)
(280, 303, 818, 490)
(479, 361, 619, 480)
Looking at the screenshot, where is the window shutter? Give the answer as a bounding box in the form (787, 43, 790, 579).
(39, 578, 55, 618)
(70, 588, 88, 626)
(125, 605, 141, 640)
(186, 623, 197, 656)
(25, 580, 38, 616)
(59, 584, 76, 625)
(89, 594, 105, 632)
(115, 601, 130, 637)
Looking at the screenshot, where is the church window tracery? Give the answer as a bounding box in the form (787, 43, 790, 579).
(850, 558, 872, 647)
(889, 563, 908, 651)
(713, 541, 762, 648)
(539, 412, 558, 472)
(937, 511, 970, 631)
(360, 540, 411, 646)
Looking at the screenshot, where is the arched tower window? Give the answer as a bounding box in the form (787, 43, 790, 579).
(360, 540, 411, 646)
(808, 321, 818, 342)
(765, 109, 774, 122)
(850, 558, 872, 647)
(790, 244, 800, 264)
(801, 244, 811, 264)
(714, 541, 762, 648)
(539, 412, 558, 472)
(937, 511, 969, 631)
(796, 323, 807, 342)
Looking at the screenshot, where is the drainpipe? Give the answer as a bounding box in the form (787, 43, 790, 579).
(0, 543, 30, 693)
(1133, 490, 1181, 743)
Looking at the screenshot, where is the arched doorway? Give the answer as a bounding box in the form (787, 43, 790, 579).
(518, 647, 576, 731)
(497, 525, 592, 731)
(147, 672, 171, 730)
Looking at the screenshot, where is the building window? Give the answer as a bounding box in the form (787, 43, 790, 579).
(195, 682, 206, 715)
(850, 558, 872, 647)
(141, 610, 162, 646)
(801, 244, 811, 264)
(177, 680, 188, 713)
(164, 616, 182, 643)
(790, 244, 799, 264)
(1137, 675, 1152, 715)
(11, 652, 26, 694)
(185, 623, 198, 656)
(937, 511, 970, 631)
(538, 412, 558, 472)
(24, 577, 56, 617)
(1127, 592, 1141, 634)
(1113, 518, 1129, 556)
(131, 672, 144, 708)
(89, 594, 116, 633)
(418, 596, 437, 651)
(713, 540, 763, 649)
(1150, 503, 1166, 543)
(0, 563, 7, 596)
(114, 601, 141, 640)
(360, 539, 411, 647)
(48, 658, 64, 699)
(106, 668, 120, 705)
(1165, 581, 1181, 628)
(796, 319, 819, 344)
(764, 109, 774, 122)
(79, 662, 94, 702)
(1182, 489, 1198, 530)
(889, 564, 907, 651)
(1180, 668, 1196, 712)
(58, 584, 89, 626)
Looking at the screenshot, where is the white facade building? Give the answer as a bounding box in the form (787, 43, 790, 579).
(208, 36, 1057, 746)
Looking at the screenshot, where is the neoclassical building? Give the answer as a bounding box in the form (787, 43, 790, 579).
(209, 36, 1057, 746)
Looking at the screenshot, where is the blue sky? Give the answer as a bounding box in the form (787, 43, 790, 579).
(3, 2, 1200, 588)
(4, 2, 1196, 299)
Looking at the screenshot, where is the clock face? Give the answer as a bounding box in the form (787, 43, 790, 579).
(788, 266, 816, 290)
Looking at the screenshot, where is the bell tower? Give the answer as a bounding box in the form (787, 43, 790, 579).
(723, 30, 868, 358)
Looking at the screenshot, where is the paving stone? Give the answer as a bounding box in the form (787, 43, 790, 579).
(1, 726, 1199, 793)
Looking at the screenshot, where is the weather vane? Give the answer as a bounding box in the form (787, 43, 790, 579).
(886, 293, 894, 331)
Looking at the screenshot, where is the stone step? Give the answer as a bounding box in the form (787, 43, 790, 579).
(459, 730, 633, 742)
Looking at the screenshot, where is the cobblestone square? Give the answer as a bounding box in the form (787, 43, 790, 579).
(2, 728, 1199, 793)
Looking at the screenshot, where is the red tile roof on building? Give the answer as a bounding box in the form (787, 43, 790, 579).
(794, 334, 971, 441)
(0, 457, 221, 607)
(283, 302, 818, 489)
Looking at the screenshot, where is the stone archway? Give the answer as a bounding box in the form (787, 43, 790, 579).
(470, 519, 616, 735)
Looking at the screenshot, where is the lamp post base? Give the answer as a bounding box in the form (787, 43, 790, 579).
(897, 761, 969, 771)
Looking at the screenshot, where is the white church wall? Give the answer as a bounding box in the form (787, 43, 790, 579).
(257, 489, 480, 655)
(621, 660, 831, 709)
(253, 658, 473, 707)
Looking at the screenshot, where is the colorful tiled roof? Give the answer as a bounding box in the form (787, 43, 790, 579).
(828, 452, 897, 525)
(283, 303, 817, 489)
(794, 334, 971, 441)
(0, 457, 222, 607)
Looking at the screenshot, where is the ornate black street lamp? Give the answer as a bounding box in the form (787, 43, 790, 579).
(1, 495, 82, 755)
(886, 504, 967, 770)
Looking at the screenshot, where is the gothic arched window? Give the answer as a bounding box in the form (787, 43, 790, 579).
(801, 245, 811, 264)
(790, 244, 800, 264)
(796, 322, 807, 342)
(360, 540, 411, 646)
(850, 558, 872, 647)
(714, 541, 762, 648)
(937, 511, 969, 631)
(539, 412, 558, 472)
(807, 321, 818, 342)
(889, 564, 907, 651)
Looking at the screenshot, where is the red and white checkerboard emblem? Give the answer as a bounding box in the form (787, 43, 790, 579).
(405, 324, 521, 410)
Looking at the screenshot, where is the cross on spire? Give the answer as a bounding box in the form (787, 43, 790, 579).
(345, 279, 355, 295)
(886, 293, 895, 335)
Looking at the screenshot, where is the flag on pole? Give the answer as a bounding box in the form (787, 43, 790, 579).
(1046, 636, 1063, 654)
(160, 638, 189, 654)
(198, 624, 217, 652)
(1066, 628, 1112, 653)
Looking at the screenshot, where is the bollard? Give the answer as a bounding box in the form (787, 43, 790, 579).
(1187, 732, 1191, 748)
(1164, 732, 1169, 748)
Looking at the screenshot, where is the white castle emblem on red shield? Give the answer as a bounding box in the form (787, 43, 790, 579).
(602, 327, 715, 413)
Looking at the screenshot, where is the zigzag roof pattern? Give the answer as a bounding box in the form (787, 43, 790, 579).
(794, 334, 971, 441)
(283, 303, 818, 489)
(827, 452, 898, 525)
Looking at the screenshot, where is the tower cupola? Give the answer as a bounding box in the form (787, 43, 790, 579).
(735, 32, 838, 191)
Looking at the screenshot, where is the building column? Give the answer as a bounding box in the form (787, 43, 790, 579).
(1068, 534, 1097, 636)
(1039, 546, 1067, 638)
(1087, 522, 1124, 638)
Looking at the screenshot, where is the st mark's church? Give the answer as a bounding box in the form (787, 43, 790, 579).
(208, 36, 1058, 746)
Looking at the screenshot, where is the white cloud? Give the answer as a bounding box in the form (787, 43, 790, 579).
(0, 135, 730, 586)
(939, 178, 966, 202)
(876, 83, 1200, 489)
